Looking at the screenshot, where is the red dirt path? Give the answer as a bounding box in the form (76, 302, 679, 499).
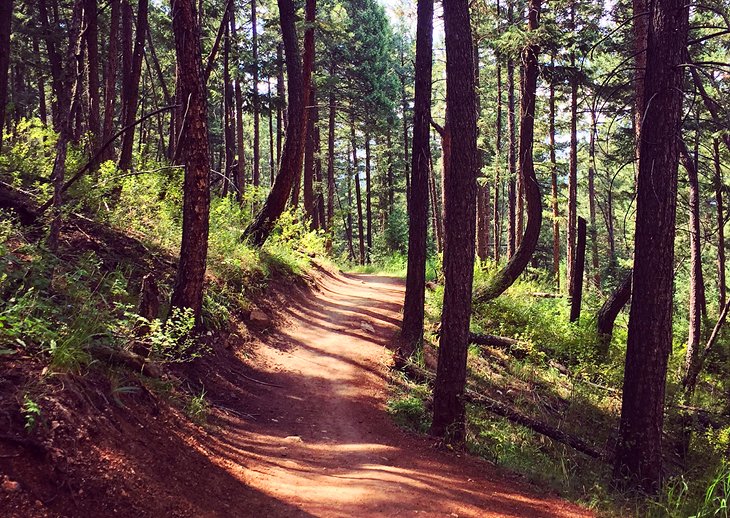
(1, 269, 594, 517)
(202, 270, 593, 517)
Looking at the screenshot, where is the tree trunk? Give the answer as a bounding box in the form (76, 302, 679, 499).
(303, 87, 316, 223)
(633, 0, 649, 152)
(569, 217, 586, 322)
(365, 134, 372, 262)
(326, 65, 336, 235)
(613, 0, 689, 492)
(231, 14, 246, 199)
(222, 5, 235, 197)
(429, 152, 443, 253)
(588, 109, 600, 288)
(39, 0, 66, 132)
(714, 139, 726, 309)
(251, 0, 260, 188)
(474, 39, 489, 262)
(101, 0, 120, 162)
(596, 273, 632, 359)
(400, 0, 433, 362)
(430, 0, 478, 443)
(277, 42, 285, 166)
(0, 0, 12, 151)
(473, 0, 542, 304)
(494, 54, 502, 263)
(506, 53, 516, 259)
(243, 0, 314, 246)
(169, 0, 211, 324)
(84, 0, 101, 151)
(48, 0, 84, 251)
(680, 139, 704, 399)
(549, 59, 560, 288)
(400, 47, 411, 208)
(351, 116, 365, 265)
(566, 7, 578, 296)
(119, 0, 148, 171)
(268, 80, 275, 186)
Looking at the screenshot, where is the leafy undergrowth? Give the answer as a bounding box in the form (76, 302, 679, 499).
(388, 264, 730, 517)
(0, 147, 330, 515)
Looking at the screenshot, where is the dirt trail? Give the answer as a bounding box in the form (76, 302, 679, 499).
(203, 270, 593, 517)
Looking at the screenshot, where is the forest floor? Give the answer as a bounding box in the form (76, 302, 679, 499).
(2, 263, 593, 517)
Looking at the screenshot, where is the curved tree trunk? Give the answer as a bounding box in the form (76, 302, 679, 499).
(473, 0, 542, 304)
(596, 273, 632, 359)
(243, 0, 314, 246)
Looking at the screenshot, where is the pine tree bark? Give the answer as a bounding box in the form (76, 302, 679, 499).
(596, 273, 632, 359)
(101, 0, 120, 162)
(222, 7, 235, 197)
(119, 0, 148, 171)
(400, 0, 433, 362)
(39, 0, 66, 132)
(303, 87, 316, 223)
(570, 217, 586, 322)
(506, 49, 516, 259)
(430, 0, 478, 443)
(714, 139, 726, 309)
(549, 59, 560, 287)
(84, 0, 101, 151)
(365, 134, 372, 262)
(0, 0, 13, 152)
(169, 0, 211, 324)
(33, 36, 48, 125)
(400, 45, 411, 207)
(473, 0, 542, 304)
(243, 0, 314, 246)
(277, 42, 285, 165)
(326, 65, 336, 235)
(474, 40, 490, 262)
(566, 6, 578, 296)
(351, 116, 365, 265)
(47, 0, 84, 251)
(588, 109, 600, 288)
(613, 0, 689, 492)
(679, 140, 704, 399)
(251, 0, 260, 188)
(231, 14, 246, 199)
(494, 52, 502, 263)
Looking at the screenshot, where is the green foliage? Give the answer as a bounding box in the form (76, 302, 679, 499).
(185, 388, 209, 425)
(21, 394, 41, 431)
(386, 379, 431, 434)
(471, 266, 610, 376)
(143, 308, 205, 363)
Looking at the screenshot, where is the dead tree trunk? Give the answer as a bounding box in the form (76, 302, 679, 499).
(569, 217, 586, 322)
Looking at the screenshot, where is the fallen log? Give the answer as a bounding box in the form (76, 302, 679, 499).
(90, 344, 162, 378)
(0, 181, 39, 225)
(397, 362, 610, 462)
(469, 333, 529, 359)
(529, 292, 564, 299)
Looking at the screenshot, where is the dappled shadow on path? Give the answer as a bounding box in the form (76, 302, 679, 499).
(190, 269, 592, 518)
